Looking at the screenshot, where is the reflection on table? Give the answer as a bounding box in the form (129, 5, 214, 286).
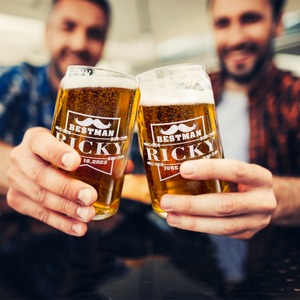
(1, 199, 300, 300)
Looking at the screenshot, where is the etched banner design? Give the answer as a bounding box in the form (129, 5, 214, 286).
(54, 110, 127, 174)
(145, 116, 217, 181)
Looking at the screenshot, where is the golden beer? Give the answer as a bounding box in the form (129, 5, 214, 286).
(137, 64, 229, 218)
(51, 66, 140, 220)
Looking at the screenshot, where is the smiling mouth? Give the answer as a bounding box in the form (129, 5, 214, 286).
(222, 42, 257, 62)
(227, 50, 254, 63)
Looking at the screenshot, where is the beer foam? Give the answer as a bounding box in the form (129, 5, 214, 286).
(139, 87, 215, 106)
(60, 75, 137, 90)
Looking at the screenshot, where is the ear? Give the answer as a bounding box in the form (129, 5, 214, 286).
(274, 12, 284, 37)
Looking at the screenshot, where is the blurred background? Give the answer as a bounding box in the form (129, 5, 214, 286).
(0, 0, 299, 76)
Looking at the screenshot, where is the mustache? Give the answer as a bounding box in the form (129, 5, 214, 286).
(160, 123, 196, 135)
(221, 42, 257, 56)
(75, 118, 112, 129)
(62, 49, 92, 63)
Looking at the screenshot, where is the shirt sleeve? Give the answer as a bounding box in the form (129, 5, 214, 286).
(0, 64, 30, 144)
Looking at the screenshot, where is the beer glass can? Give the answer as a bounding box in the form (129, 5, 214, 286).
(51, 65, 140, 220)
(136, 64, 229, 218)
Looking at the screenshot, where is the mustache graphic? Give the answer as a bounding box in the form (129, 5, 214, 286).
(75, 118, 112, 129)
(160, 123, 196, 135)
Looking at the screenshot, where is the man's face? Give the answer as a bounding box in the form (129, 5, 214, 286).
(212, 0, 282, 83)
(46, 0, 108, 79)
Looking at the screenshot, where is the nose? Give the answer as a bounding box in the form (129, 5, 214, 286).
(226, 22, 248, 49)
(68, 28, 89, 52)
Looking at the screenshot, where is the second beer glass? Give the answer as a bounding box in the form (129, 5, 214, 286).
(137, 64, 229, 218)
(51, 66, 140, 220)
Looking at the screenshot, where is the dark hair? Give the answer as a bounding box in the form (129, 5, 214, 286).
(271, 0, 286, 20)
(207, 0, 286, 20)
(52, 0, 111, 26)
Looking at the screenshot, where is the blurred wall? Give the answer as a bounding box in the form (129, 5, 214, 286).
(0, 0, 299, 75)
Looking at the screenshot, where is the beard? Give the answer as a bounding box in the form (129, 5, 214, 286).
(52, 59, 65, 82)
(219, 38, 274, 84)
(51, 48, 95, 81)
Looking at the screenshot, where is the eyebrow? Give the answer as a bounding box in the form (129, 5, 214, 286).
(214, 10, 264, 26)
(240, 11, 264, 22)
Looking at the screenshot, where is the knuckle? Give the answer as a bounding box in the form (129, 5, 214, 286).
(45, 143, 60, 163)
(37, 209, 50, 224)
(6, 169, 14, 185)
(32, 186, 47, 205)
(24, 127, 39, 146)
(221, 219, 243, 236)
(233, 161, 247, 180)
(237, 231, 256, 240)
(217, 195, 236, 215)
(260, 215, 272, 229)
(260, 192, 277, 213)
(31, 162, 47, 183)
(265, 197, 277, 212)
(60, 198, 71, 215)
(183, 197, 194, 213)
(185, 217, 198, 232)
(9, 147, 19, 164)
(264, 169, 273, 187)
(207, 160, 217, 177)
(6, 189, 18, 208)
(59, 180, 71, 198)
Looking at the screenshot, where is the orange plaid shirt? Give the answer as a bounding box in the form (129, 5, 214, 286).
(210, 64, 300, 176)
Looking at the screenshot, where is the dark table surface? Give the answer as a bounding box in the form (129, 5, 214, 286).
(1, 196, 300, 300)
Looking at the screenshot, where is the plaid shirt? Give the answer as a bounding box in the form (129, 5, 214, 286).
(0, 63, 57, 146)
(210, 64, 300, 176)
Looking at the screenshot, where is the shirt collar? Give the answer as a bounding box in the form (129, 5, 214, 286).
(210, 63, 280, 104)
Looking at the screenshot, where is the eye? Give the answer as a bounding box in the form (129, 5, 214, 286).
(241, 13, 263, 24)
(88, 28, 105, 41)
(215, 18, 230, 29)
(62, 21, 76, 32)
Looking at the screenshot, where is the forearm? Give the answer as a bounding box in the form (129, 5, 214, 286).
(0, 141, 12, 195)
(271, 176, 300, 226)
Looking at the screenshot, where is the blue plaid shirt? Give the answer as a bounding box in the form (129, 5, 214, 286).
(0, 63, 57, 146)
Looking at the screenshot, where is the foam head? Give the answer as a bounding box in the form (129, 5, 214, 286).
(60, 66, 137, 90)
(137, 64, 215, 106)
(139, 81, 215, 107)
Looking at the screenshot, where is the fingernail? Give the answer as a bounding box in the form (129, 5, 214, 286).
(62, 152, 75, 169)
(78, 189, 91, 205)
(72, 223, 82, 235)
(168, 213, 181, 225)
(160, 195, 174, 211)
(181, 162, 197, 175)
(76, 206, 89, 222)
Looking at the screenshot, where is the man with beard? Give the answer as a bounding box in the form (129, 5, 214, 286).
(0, 0, 113, 236)
(160, 0, 300, 240)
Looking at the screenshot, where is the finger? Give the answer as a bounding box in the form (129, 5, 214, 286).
(13, 151, 97, 205)
(180, 159, 273, 187)
(7, 189, 88, 236)
(166, 212, 271, 239)
(8, 170, 95, 222)
(24, 127, 81, 171)
(160, 191, 276, 216)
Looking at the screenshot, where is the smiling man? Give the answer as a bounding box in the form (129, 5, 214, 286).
(46, 0, 109, 90)
(212, 0, 283, 89)
(0, 0, 112, 236)
(160, 0, 300, 239)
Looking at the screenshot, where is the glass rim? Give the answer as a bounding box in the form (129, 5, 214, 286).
(66, 65, 137, 82)
(136, 63, 206, 80)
